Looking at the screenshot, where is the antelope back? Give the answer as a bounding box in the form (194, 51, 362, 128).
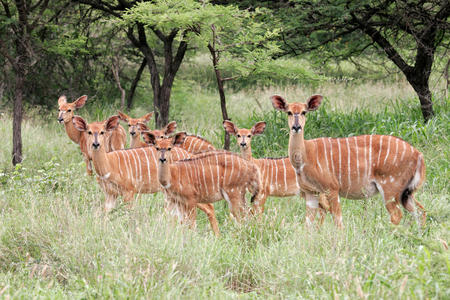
(307, 135, 425, 199)
(181, 135, 216, 154)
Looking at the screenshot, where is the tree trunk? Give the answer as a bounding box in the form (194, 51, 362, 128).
(127, 57, 147, 110)
(408, 80, 435, 122)
(208, 44, 230, 150)
(12, 68, 24, 165)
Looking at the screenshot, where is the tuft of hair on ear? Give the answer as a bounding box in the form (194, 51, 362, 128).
(223, 120, 238, 135)
(105, 115, 120, 131)
(172, 132, 187, 147)
(72, 115, 87, 132)
(270, 95, 288, 111)
(74, 95, 87, 109)
(164, 121, 177, 136)
(142, 132, 156, 145)
(251, 121, 266, 136)
(58, 95, 67, 106)
(117, 111, 129, 122)
(306, 94, 323, 111)
(142, 112, 154, 122)
(137, 122, 149, 132)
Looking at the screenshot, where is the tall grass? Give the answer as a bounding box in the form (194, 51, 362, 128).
(0, 81, 448, 298)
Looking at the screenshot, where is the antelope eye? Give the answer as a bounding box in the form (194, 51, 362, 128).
(100, 131, 105, 135)
(88, 131, 92, 135)
(160, 136, 163, 139)
(287, 111, 293, 116)
(237, 134, 241, 138)
(128, 124, 131, 127)
(167, 147, 172, 151)
(247, 135, 251, 138)
(301, 111, 307, 115)
(67, 109, 72, 112)
(58, 109, 60, 112)
(155, 147, 160, 151)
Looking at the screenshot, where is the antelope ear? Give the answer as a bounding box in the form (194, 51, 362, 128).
(137, 122, 149, 132)
(58, 95, 67, 106)
(142, 132, 156, 145)
(117, 111, 129, 122)
(306, 94, 323, 111)
(172, 132, 187, 147)
(251, 121, 266, 136)
(164, 121, 177, 136)
(141, 112, 154, 123)
(223, 120, 238, 135)
(74, 95, 87, 109)
(271, 95, 288, 111)
(105, 115, 120, 131)
(72, 116, 87, 132)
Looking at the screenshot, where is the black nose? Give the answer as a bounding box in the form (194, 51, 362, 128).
(240, 142, 247, 147)
(292, 125, 302, 132)
(159, 157, 166, 163)
(130, 131, 136, 136)
(58, 118, 63, 123)
(92, 142, 100, 149)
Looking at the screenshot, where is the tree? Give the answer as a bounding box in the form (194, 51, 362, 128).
(0, 0, 74, 165)
(273, 0, 450, 122)
(77, 0, 214, 127)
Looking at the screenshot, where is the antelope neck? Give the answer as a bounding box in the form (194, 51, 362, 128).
(64, 118, 82, 144)
(91, 146, 111, 178)
(158, 160, 171, 188)
(130, 133, 141, 148)
(241, 146, 253, 161)
(288, 131, 307, 170)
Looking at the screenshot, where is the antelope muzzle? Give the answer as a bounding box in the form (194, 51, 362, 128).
(291, 114, 302, 133)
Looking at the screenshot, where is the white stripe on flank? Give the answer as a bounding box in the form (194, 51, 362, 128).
(337, 138, 342, 185)
(354, 137, 359, 184)
(315, 140, 323, 174)
(229, 154, 234, 185)
(142, 148, 151, 184)
(186, 138, 194, 152)
(223, 154, 227, 187)
(400, 140, 407, 162)
(129, 149, 139, 185)
(328, 138, 335, 176)
(133, 149, 142, 184)
(150, 147, 157, 165)
(270, 159, 274, 192)
(192, 139, 201, 153)
(123, 150, 132, 182)
(393, 138, 399, 166)
(346, 138, 351, 191)
(193, 159, 201, 192)
(281, 158, 288, 192)
(208, 155, 215, 191)
(322, 138, 330, 174)
(215, 154, 220, 189)
(113, 152, 123, 177)
(377, 135, 383, 166)
(383, 136, 392, 166)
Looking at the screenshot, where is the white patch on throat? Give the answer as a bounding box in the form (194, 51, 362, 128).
(101, 172, 111, 180)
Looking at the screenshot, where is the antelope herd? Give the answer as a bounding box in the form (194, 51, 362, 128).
(57, 94, 427, 235)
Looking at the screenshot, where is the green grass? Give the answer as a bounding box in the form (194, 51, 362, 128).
(0, 81, 449, 298)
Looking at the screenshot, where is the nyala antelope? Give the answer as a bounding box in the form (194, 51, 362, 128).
(72, 115, 218, 233)
(223, 120, 329, 218)
(58, 95, 126, 175)
(139, 121, 216, 154)
(271, 94, 426, 228)
(118, 111, 153, 148)
(146, 131, 262, 234)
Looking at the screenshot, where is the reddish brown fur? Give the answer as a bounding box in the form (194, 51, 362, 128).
(272, 94, 426, 228)
(118, 111, 153, 148)
(140, 121, 216, 154)
(58, 95, 126, 175)
(72, 116, 218, 234)
(152, 132, 263, 235)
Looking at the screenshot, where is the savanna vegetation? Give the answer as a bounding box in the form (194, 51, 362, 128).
(0, 0, 449, 298)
